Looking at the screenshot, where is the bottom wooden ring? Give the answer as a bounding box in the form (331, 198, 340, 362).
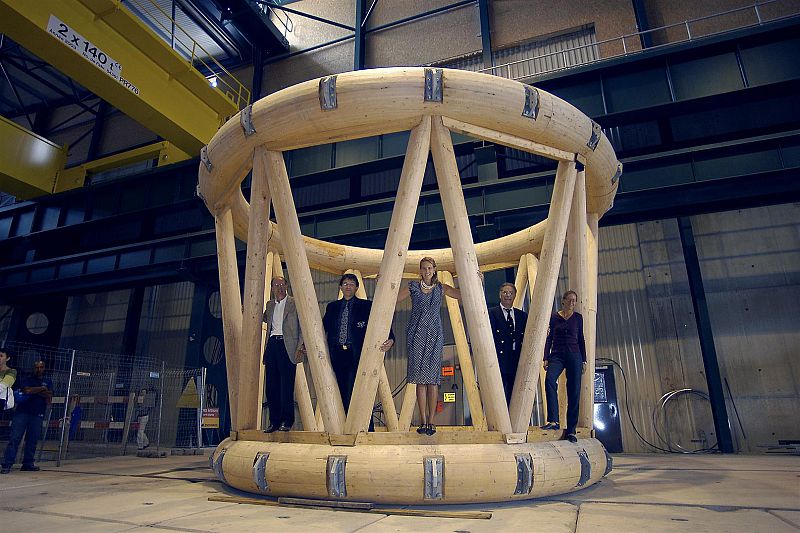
(211, 437, 612, 504)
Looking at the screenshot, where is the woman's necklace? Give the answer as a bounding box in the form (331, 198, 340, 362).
(420, 279, 435, 290)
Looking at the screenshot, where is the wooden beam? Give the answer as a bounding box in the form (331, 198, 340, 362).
(398, 383, 417, 431)
(526, 253, 539, 301)
(509, 160, 577, 432)
(345, 117, 432, 434)
(348, 269, 399, 432)
(214, 208, 243, 430)
(256, 251, 274, 431)
(238, 147, 272, 430)
(263, 150, 345, 433)
(440, 270, 486, 430)
(579, 211, 599, 427)
(441, 116, 574, 162)
(512, 255, 528, 309)
(430, 116, 512, 434)
(568, 169, 589, 427)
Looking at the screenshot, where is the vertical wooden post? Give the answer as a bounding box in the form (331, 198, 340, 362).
(256, 251, 274, 431)
(512, 255, 528, 309)
(430, 116, 512, 434)
(349, 269, 399, 432)
(263, 150, 345, 433)
(509, 159, 577, 432)
(579, 212, 600, 428)
(238, 147, 271, 430)
(568, 169, 590, 428)
(440, 270, 486, 430)
(315, 405, 324, 431)
(524, 253, 547, 421)
(345, 117, 432, 434)
(214, 208, 243, 430)
(398, 383, 417, 431)
(526, 253, 539, 301)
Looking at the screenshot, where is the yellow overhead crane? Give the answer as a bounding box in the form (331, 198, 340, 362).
(0, 0, 248, 197)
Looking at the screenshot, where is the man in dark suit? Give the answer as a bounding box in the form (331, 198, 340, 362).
(262, 277, 303, 433)
(323, 273, 394, 417)
(488, 282, 528, 405)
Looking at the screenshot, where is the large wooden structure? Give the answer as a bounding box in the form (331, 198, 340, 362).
(199, 67, 621, 504)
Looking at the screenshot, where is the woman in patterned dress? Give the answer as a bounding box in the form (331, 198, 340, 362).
(396, 257, 462, 435)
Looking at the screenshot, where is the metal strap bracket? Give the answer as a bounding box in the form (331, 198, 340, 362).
(611, 162, 623, 185)
(424, 68, 443, 102)
(327, 455, 347, 498)
(212, 447, 227, 484)
(587, 120, 602, 151)
(319, 75, 338, 110)
(522, 86, 540, 119)
(514, 453, 534, 495)
(604, 448, 614, 476)
(240, 104, 256, 136)
(200, 146, 213, 172)
(576, 449, 591, 487)
(252, 452, 270, 492)
(423, 455, 445, 500)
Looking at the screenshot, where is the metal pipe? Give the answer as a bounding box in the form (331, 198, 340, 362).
(197, 368, 205, 449)
(56, 349, 76, 467)
(156, 361, 165, 451)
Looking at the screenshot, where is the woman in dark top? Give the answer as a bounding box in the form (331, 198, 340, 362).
(542, 290, 586, 443)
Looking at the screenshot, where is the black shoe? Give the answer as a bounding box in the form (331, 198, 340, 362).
(416, 424, 427, 434)
(425, 424, 436, 436)
(0, 466, 10, 474)
(264, 424, 278, 433)
(20, 464, 40, 471)
(278, 423, 291, 432)
(566, 433, 578, 443)
(542, 422, 560, 430)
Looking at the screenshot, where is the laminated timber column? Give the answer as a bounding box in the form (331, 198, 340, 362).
(238, 147, 271, 429)
(512, 255, 528, 309)
(440, 270, 486, 430)
(567, 169, 589, 428)
(283, 253, 318, 432)
(509, 159, 577, 432)
(524, 253, 548, 423)
(214, 208, 243, 430)
(348, 269, 399, 432)
(430, 116, 512, 434)
(256, 251, 274, 430)
(579, 212, 600, 427)
(263, 150, 345, 433)
(345, 116, 432, 434)
(398, 383, 417, 431)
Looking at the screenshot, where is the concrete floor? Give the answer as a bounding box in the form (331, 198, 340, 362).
(0, 452, 798, 532)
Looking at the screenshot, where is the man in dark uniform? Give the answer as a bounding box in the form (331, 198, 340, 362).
(323, 273, 394, 422)
(488, 283, 528, 405)
(1, 360, 53, 473)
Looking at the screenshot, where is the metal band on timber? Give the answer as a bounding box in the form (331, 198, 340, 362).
(199, 67, 621, 504)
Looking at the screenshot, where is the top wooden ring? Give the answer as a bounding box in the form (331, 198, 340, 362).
(198, 67, 621, 275)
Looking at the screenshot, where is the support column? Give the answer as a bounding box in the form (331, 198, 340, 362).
(348, 269, 399, 432)
(214, 208, 243, 430)
(345, 116, 431, 434)
(440, 270, 486, 430)
(430, 116, 512, 434)
(509, 160, 577, 432)
(525, 253, 547, 424)
(478, 0, 494, 70)
(354, 0, 367, 70)
(398, 383, 417, 431)
(512, 255, 528, 309)
(567, 170, 592, 428)
(256, 251, 274, 430)
(678, 216, 734, 453)
(579, 212, 599, 427)
(264, 150, 345, 434)
(238, 147, 271, 430)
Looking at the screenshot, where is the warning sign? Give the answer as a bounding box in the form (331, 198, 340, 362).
(441, 366, 454, 377)
(176, 377, 200, 408)
(443, 392, 456, 403)
(202, 408, 219, 428)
